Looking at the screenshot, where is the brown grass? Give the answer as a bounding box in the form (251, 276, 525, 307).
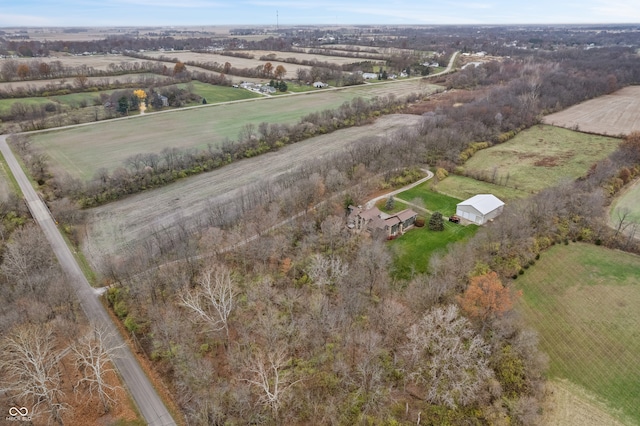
(543, 86, 640, 136)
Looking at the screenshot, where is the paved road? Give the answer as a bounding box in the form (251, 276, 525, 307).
(0, 136, 176, 426)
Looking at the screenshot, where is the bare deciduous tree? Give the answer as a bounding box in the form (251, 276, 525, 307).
(306, 253, 349, 287)
(71, 324, 124, 413)
(179, 266, 237, 339)
(242, 345, 301, 419)
(0, 324, 67, 424)
(403, 305, 494, 408)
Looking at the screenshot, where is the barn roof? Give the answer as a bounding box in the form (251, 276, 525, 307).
(457, 194, 504, 215)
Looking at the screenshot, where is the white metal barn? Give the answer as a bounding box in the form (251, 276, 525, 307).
(456, 194, 505, 225)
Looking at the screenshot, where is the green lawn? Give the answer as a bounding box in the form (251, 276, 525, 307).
(390, 219, 478, 280)
(397, 183, 462, 216)
(380, 185, 480, 279)
(177, 81, 263, 103)
(462, 125, 621, 193)
(516, 243, 640, 424)
(432, 175, 531, 202)
(0, 97, 54, 115)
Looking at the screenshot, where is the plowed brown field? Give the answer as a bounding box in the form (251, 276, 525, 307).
(543, 86, 640, 136)
(82, 114, 423, 266)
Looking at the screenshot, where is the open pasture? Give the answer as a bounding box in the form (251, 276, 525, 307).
(516, 243, 640, 424)
(30, 79, 441, 180)
(462, 125, 620, 194)
(81, 114, 423, 263)
(543, 86, 640, 136)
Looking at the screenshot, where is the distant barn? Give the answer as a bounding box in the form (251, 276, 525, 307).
(456, 194, 504, 225)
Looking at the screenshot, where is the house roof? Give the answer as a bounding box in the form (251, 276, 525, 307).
(359, 207, 382, 221)
(396, 209, 418, 222)
(457, 194, 504, 215)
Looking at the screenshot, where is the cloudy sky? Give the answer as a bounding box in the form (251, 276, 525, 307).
(2, 0, 639, 27)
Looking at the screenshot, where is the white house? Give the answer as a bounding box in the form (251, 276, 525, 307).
(456, 194, 505, 225)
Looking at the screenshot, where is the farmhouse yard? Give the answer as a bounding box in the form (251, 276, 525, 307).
(516, 243, 640, 425)
(543, 86, 640, 136)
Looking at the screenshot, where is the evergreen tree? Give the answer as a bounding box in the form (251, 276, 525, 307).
(429, 211, 444, 231)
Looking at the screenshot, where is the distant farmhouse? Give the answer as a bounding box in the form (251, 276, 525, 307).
(456, 194, 505, 225)
(348, 206, 418, 239)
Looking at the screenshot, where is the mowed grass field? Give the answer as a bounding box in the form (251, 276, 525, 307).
(389, 186, 478, 279)
(29, 80, 442, 181)
(432, 174, 531, 202)
(462, 125, 621, 194)
(516, 243, 640, 424)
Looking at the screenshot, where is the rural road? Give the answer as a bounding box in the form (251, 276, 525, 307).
(0, 136, 177, 426)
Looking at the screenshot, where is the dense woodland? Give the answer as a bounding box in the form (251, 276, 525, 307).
(1, 26, 640, 424)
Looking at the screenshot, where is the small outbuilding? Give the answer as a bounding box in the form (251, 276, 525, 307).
(456, 194, 504, 225)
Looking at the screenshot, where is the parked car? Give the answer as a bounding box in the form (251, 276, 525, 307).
(449, 215, 460, 223)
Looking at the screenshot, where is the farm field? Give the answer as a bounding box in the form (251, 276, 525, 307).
(543, 86, 640, 136)
(0, 53, 146, 71)
(516, 243, 640, 425)
(462, 125, 621, 194)
(81, 114, 424, 265)
(141, 50, 316, 77)
(29, 80, 442, 180)
(542, 379, 626, 426)
(609, 177, 640, 235)
(0, 73, 174, 92)
(240, 50, 375, 66)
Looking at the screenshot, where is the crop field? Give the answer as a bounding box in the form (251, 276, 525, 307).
(0, 73, 174, 92)
(29, 80, 442, 180)
(240, 50, 374, 66)
(543, 86, 640, 136)
(462, 125, 621, 194)
(516, 243, 640, 424)
(141, 50, 316, 77)
(80, 114, 424, 264)
(0, 53, 147, 71)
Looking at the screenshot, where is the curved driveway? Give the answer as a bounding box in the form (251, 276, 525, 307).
(0, 136, 176, 426)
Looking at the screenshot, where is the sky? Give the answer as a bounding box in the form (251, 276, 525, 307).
(1, 0, 640, 28)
